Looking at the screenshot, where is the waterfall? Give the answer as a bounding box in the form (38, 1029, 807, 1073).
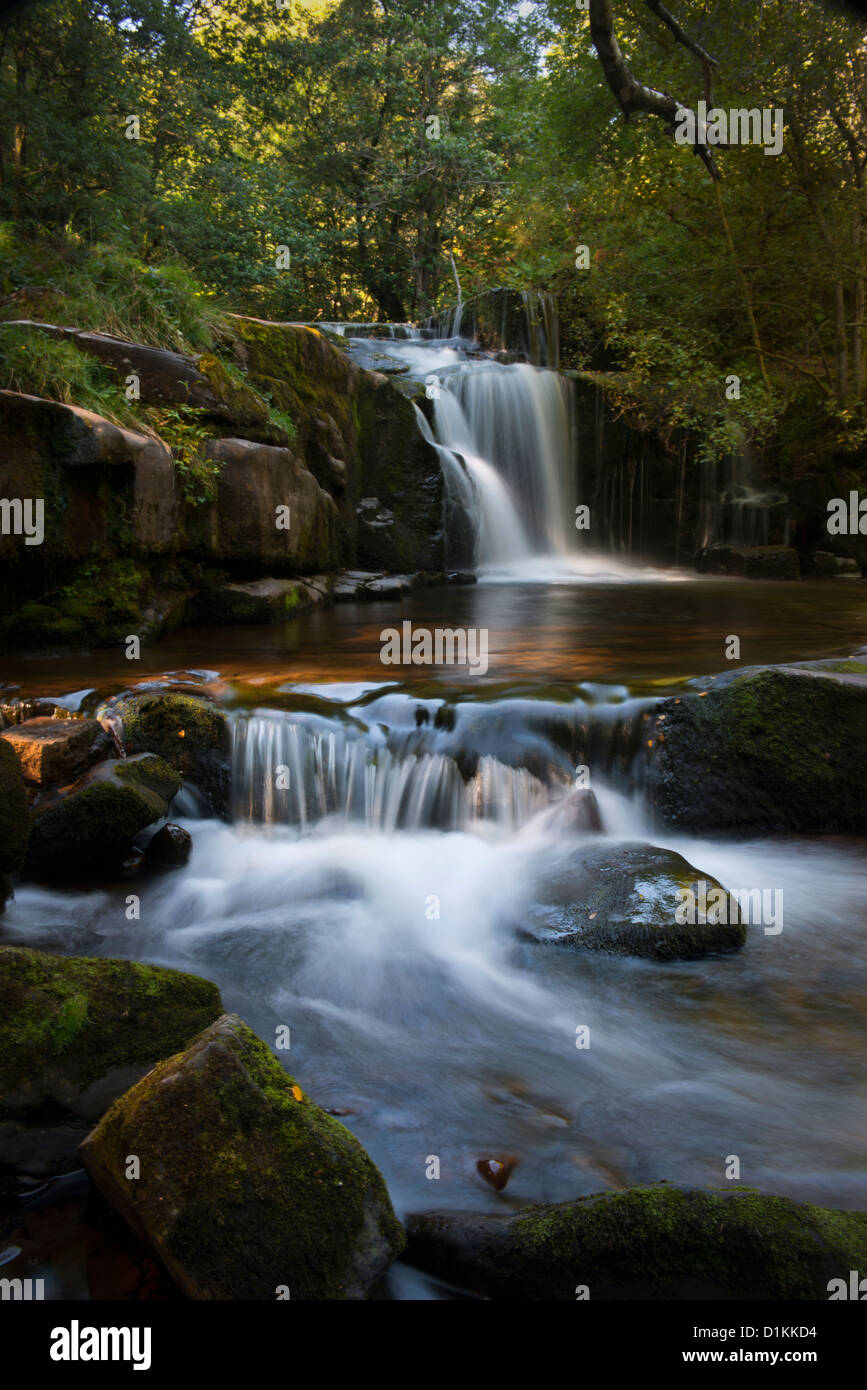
(434, 364, 576, 562)
(231, 712, 555, 830)
(333, 295, 666, 577)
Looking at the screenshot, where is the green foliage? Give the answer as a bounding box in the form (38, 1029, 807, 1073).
(0, 0, 864, 466)
(0, 224, 223, 352)
(149, 406, 223, 506)
(0, 323, 120, 408)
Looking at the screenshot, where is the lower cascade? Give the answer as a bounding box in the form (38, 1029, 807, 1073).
(228, 691, 653, 831)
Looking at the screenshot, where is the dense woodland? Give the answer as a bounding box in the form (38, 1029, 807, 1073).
(1, 0, 866, 464)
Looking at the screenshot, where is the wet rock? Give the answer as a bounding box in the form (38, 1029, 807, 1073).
(363, 574, 412, 597)
(522, 842, 745, 959)
(333, 570, 384, 600)
(24, 754, 181, 882)
(115, 850, 148, 880)
(650, 668, 867, 833)
(810, 550, 861, 578)
(191, 577, 323, 625)
(230, 316, 444, 572)
(696, 544, 800, 579)
(111, 692, 230, 816)
(476, 1157, 517, 1192)
(0, 946, 222, 1133)
(146, 823, 192, 867)
(405, 1184, 867, 1300)
(0, 717, 110, 786)
(545, 786, 603, 834)
(80, 1013, 406, 1299)
(0, 739, 29, 913)
(0, 1120, 92, 1179)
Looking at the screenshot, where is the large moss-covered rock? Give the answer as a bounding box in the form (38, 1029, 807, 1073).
(0, 738, 29, 911)
(650, 668, 867, 832)
(24, 754, 181, 881)
(80, 1013, 406, 1300)
(0, 946, 222, 1126)
(406, 1184, 867, 1300)
(522, 842, 745, 959)
(111, 692, 230, 815)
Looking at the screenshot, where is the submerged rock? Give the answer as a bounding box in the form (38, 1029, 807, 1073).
(406, 1184, 867, 1300)
(650, 668, 867, 832)
(0, 739, 29, 912)
(23, 755, 181, 882)
(80, 1013, 406, 1299)
(522, 842, 744, 959)
(1, 716, 110, 786)
(111, 692, 230, 816)
(0, 945, 222, 1172)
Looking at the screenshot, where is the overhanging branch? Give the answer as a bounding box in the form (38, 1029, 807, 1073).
(588, 0, 722, 179)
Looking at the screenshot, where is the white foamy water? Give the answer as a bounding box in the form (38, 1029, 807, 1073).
(6, 698, 866, 1222)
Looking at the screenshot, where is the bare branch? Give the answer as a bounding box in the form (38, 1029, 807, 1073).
(588, 0, 722, 179)
(644, 1, 719, 69)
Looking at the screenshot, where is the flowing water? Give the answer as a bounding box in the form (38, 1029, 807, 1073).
(3, 315, 867, 1298)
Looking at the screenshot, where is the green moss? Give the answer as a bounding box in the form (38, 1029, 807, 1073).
(653, 668, 867, 832)
(113, 753, 183, 804)
(505, 1184, 867, 1299)
(50, 992, 89, 1052)
(0, 946, 223, 1114)
(24, 755, 181, 881)
(112, 692, 230, 815)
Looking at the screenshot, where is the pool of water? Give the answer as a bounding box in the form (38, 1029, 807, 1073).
(3, 572, 867, 1298)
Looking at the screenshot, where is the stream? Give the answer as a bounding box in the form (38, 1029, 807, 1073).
(3, 319, 867, 1299)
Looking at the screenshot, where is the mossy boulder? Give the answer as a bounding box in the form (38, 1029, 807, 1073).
(80, 1013, 406, 1299)
(0, 946, 222, 1126)
(521, 842, 745, 959)
(24, 754, 181, 881)
(0, 738, 29, 911)
(406, 1184, 867, 1300)
(111, 692, 230, 815)
(650, 668, 867, 832)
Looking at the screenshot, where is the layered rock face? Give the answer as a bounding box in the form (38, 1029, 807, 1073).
(0, 316, 442, 648)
